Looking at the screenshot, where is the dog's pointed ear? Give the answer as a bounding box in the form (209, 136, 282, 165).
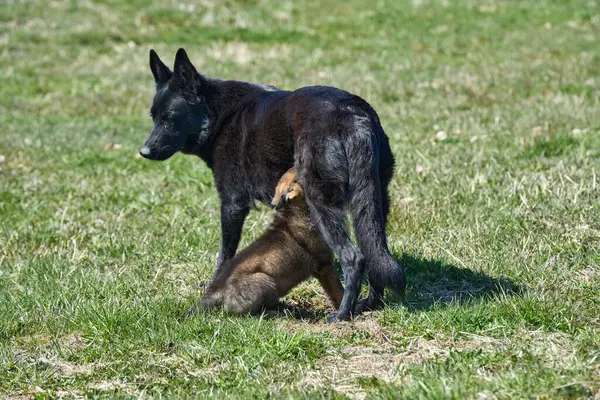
(174, 48, 198, 82)
(149, 49, 172, 85)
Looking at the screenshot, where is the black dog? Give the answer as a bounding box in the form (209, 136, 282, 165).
(140, 48, 405, 321)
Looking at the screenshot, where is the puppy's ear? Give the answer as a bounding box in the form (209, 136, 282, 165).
(149, 49, 172, 85)
(174, 48, 198, 82)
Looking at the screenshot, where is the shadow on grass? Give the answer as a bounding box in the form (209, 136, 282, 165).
(396, 253, 523, 312)
(258, 253, 523, 322)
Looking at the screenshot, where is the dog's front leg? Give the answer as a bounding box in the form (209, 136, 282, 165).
(213, 200, 249, 275)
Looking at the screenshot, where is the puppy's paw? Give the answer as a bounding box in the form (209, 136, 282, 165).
(183, 300, 203, 318)
(196, 281, 210, 295)
(183, 303, 200, 318)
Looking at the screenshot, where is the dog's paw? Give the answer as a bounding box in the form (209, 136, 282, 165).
(353, 299, 371, 315)
(325, 310, 352, 323)
(325, 312, 339, 323)
(354, 296, 385, 315)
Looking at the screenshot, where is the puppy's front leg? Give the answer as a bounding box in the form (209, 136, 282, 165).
(213, 200, 249, 279)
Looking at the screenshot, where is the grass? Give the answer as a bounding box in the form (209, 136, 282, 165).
(1, 0, 599, 398)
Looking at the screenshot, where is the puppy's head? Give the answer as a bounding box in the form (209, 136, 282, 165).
(271, 168, 303, 209)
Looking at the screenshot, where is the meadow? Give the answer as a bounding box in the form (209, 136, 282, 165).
(1, 0, 599, 398)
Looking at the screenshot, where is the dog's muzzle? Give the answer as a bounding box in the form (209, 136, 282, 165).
(139, 146, 152, 158)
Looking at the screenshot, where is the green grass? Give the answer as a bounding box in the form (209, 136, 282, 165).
(1, 0, 599, 398)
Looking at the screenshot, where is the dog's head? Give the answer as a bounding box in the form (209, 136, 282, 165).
(140, 48, 210, 161)
(271, 168, 303, 209)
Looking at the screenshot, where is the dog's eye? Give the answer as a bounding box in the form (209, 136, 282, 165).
(287, 184, 295, 193)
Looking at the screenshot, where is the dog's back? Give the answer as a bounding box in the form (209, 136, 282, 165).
(201, 169, 342, 314)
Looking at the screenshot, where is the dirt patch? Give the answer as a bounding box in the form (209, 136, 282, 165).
(576, 266, 599, 285)
(296, 334, 500, 400)
(288, 316, 584, 399)
(12, 332, 94, 377)
(88, 380, 131, 392)
(521, 330, 579, 369)
(4, 393, 32, 400)
(288, 315, 504, 399)
(29, 380, 137, 398)
(281, 312, 393, 340)
(298, 345, 403, 400)
(65, 331, 86, 351)
(36, 356, 92, 377)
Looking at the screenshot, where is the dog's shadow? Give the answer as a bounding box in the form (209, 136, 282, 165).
(396, 253, 522, 312)
(274, 252, 522, 321)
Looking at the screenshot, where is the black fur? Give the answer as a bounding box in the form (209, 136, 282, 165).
(141, 48, 405, 321)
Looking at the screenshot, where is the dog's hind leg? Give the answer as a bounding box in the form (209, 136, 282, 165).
(307, 204, 364, 321)
(298, 141, 365, 321)
(222, 273, 278, 315)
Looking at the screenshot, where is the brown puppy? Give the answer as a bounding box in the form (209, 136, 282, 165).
(199, 168, 344, 314)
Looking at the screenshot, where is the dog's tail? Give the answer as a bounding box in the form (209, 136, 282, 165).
(346, 114, 405, 302)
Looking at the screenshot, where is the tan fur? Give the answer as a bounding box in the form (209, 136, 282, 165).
(200, 168, 344, 314)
